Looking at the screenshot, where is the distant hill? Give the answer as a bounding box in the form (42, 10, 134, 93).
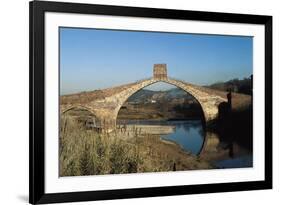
(207, 75, 253, 95)
(119, 87, 202, 120)
(127, 88, 194, 103)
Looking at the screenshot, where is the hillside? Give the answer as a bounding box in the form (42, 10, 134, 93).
(118, 88, 203, 121)
(127, 88, 194, 104)
(207, 76, 253, 95)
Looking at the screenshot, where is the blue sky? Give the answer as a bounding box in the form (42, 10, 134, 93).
(60, 27, 253, 95)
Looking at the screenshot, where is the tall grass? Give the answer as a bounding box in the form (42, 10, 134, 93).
(60, 115, 143, 176)
(59, 115, 211, 176)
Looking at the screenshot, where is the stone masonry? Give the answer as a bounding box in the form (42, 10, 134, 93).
(153, 64, 167, 80)
(60, 64, 233, 130)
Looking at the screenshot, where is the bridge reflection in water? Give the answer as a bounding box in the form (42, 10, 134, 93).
(116, 119, 252, 168)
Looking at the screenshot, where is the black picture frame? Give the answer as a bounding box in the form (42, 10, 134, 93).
(29, 0, 272, 204)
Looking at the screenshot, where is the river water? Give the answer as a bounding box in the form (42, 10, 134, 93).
(118, 119, 253, 169)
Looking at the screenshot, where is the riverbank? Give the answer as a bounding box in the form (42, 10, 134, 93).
(129, 134, 212, 172)
(117, 100, 203, 121)
(59, 116, 212, 176)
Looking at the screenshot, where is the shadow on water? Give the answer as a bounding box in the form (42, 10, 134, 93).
(201, 91, 253, 168)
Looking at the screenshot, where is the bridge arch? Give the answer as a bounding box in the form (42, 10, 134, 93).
(60, 105, 101, 128)
(61, 105, 97, 114)
(112, 78, 213, 125)
(115, 79, 208, 155)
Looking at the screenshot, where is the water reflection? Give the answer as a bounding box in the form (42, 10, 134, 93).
(118, 120, 204, 154)
(161, 120, 204, 155)
(201, 132, 253, 168)
(117, 119, 253, 169)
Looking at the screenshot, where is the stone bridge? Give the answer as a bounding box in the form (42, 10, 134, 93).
(60, 64, 250, 130)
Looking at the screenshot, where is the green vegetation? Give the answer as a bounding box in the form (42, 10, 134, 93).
(208, 76, 253, 95)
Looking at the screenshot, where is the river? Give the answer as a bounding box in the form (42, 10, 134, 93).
(118, 119, 253, 169)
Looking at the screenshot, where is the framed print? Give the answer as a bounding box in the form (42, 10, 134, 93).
(29, 0, 272, 204)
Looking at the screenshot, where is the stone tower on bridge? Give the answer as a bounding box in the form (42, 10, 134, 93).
(153, 64, 167, 80)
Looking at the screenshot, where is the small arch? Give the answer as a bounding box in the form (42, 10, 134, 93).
(60, 105, 100, 130)
(61, 105, 96, 115)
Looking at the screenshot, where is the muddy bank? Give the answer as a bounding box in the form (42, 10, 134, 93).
(126, 133, 213, 172)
